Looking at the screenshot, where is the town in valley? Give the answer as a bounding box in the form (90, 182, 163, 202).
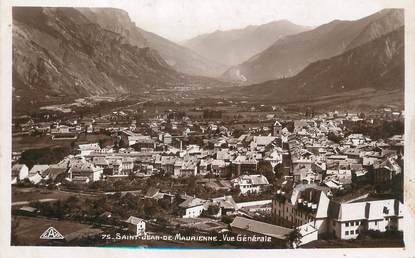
(10, 6, 405, 249)
(11, 96, 404, 248)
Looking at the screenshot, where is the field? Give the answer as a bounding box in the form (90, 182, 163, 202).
(12, 187, 72, 203)
(12, 187, 101, 204)
(202, 86, 404, 112)
(12, 135, 68, 152)
(12, 216, 103, 246)
(12, 133, 114, 152)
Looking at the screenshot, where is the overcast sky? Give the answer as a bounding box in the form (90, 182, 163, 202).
(13, 0, 390, 42)
(115, 0, 384, 42)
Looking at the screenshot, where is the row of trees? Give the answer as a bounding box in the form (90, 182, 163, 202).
(30, 193, 173, 223)
(343, 120, 404, 140)
(19, 146, 73, 169)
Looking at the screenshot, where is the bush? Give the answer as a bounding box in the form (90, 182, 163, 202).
(327, 132, 343, 144)
(221, 215, 233, 224)
(19, 147, 72, 169)
(15, 178, 34, 187)
(202, 205, 220, 217)
(361, 229, 403, 239)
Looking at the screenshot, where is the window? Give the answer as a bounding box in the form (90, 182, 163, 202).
(351, 221, 354, 226)
(345, 231, 349, 235)
(350, 230, 354, 235)
(375, 221, 378, 226)
(346, 222, 349, 227)
(355, 229, 359, 234)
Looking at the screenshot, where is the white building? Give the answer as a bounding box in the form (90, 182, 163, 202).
(11, 164, 29, 184)
(272, 184, 330, 235)
(179, 197, 207, 218)
(125, 216, 146, 236)
(173, 159, 198, 178)
(29, 165, 50, 177)
(78, 143, 101, 156)
(297, 222, 319, 246)
(29, 173, 43, 184)
(162, 133, 172, 145)
(265, 148, 283, 171)
(232, 174, 270, 195)
(68, 159, 103, 183)
(250, 136, 277, 151)
(272, 184, 404, 241)
(328, 199, 404, 240)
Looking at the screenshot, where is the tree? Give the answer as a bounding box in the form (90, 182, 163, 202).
(232, 129, 244, 138)
(230, 187, 241, 196)
(185, 175, 198, 194)
(273, 163, 284, 179)
(98, 139, 105, 148)
(288, 228, 302, 248)
(113, 180, 127, 191)
(19, 147, 72, 169)
(258, 160, 274, 182)
(221, 215, 233, 224)
(128, 171, 136, 181)
(327, 132, 343, 144)
(202, 205, 220, 216)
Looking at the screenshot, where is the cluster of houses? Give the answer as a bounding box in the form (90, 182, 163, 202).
(11, 109, 404, 247)
(268, 115, 404, 243)
(286, 117, 403, 190)
(272, 183, 403, 242)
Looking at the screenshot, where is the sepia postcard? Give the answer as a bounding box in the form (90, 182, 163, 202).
(0, 0, 414, 258)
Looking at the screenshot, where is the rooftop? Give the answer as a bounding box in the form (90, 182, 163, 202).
(230, 216, 293, 240)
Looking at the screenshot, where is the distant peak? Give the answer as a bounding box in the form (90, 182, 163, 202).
(262, 19, 308, 28)
(379, 8, 403, 12)
(276, 19, 291, 24)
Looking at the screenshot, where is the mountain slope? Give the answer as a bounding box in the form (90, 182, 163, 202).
(12, 7, 223, 110)
(223, 9, 404, 84)
(183, 20, 310, 67)
(79, 8, 226, 77)
(235, 26, 404, 102)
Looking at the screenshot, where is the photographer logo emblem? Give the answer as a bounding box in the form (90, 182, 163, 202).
(40, 227, 64, 240)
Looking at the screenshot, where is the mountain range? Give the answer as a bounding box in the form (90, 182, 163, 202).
(182, 20, 311, 67)
(12, 7, 405, 112)
(78, 8, 226, 77)
(12, 7, 225, 111)
(231, 26, 404, 104)
(222, 9, 404, 84)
